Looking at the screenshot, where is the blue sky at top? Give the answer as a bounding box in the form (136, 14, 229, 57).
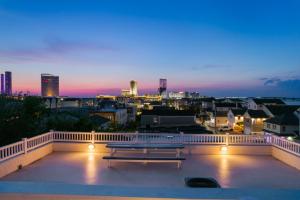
(0, 0, 299, 97)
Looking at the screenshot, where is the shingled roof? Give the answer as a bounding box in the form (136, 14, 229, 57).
(215, 102, 239, 108)
(265, 113, 299, 126)
(142, 108, 195, 116)
(246, 110, 269, 118)
(230, 108, 247, 116)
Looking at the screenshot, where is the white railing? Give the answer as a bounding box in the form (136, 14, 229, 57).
(0, 141, 24, 162)
(27, 132, 53, 151)
(53, 131, 93, 142)
(0, 131, 299, 162)
(272, 135, 300, 155)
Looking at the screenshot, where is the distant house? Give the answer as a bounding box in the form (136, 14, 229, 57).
(208, 111, 228, 128)
(91, 108, 128, 126)
(244, 110, 269, 135)
(247, 98, 285, 110)
(263, 112, 299, 136)
(227, 109, 246, 130)
(140, 108, 195, 128)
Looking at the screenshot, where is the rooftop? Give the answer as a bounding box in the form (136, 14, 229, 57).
(142, 108, 195, 116)
(230, 108, 247, 116)
(2, 152, 300, 189)
(246, 109, 269, 118)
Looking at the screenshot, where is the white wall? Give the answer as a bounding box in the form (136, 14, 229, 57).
(0, 144, 53, 178)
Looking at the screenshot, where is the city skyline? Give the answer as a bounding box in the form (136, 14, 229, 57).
(0, 0, 300, 97)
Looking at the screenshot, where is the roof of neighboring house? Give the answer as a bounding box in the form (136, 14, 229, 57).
(216, 111, 228, 117)
(215, 102, 239, 108)
(252, 98, 285, 105)
(89, 115, 110, 124)
(246, 110, 269, 118)
(230, 109, 247, 116)
(265, 105, 300, 116)
(142, 109, 195, 116)
(264, 113, 299, 126)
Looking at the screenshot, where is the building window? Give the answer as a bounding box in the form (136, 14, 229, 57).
(282, 126, 286, 132)
(272, 124, 276, 129)
(267, 123, 270, 129)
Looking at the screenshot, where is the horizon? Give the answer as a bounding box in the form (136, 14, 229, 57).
(1, 0, 300, 97)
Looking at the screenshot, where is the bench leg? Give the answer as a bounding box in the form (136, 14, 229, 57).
(176, 149, 180, 158)
(177, 161, 182, 169)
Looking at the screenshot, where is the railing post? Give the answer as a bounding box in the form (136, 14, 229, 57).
(180, 132, 184, 144)
(225, 133, 229, 145)
(22, 138, 28, 154)
(50, 129, 54, 142)
(91, 131, 95, 144)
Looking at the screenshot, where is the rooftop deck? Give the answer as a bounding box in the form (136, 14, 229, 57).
(1, 131, 300, 199)
(2, 152, 300, 189)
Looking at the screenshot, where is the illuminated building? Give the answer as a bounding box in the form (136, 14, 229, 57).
(0, 74, 4, 94)
(130, 80, 138, 96)
(5, 71, 12, 96)
(41, 74, 59, 97)
(121, 89, 130, 97)
(168, 91, 185, 99)
(158, 78, 167, 98)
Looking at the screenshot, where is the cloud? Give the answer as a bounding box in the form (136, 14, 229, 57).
(0, 37, 116, 62)
(262, 77, 281, 86)
(262, 77, 300, 90)
(191, 64, 231, 71)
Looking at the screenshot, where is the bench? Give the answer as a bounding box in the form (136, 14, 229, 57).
(106, 143, 185, 157)
(103, 156, 186, 168)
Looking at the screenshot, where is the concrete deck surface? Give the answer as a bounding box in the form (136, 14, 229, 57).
(2, 152, 300, 188)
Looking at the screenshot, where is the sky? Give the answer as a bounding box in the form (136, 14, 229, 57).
(0, 0, 300, 97)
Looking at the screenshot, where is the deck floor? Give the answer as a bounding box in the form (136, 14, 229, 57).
(2, 152, 300, 188)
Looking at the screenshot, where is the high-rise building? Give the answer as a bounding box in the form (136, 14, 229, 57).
(158, 78, 167, 98)
(0, 74, 4, 94)
(41, 74, 59, 97)
(4, 71, 12, 96)
(130, 80, 138, 96)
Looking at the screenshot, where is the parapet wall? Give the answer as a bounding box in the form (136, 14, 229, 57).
(272, 146, 300, 170)
(0, 143, 53, 178)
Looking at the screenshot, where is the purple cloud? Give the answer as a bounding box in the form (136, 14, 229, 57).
(191, 64, 231, 71)
(0, 37, 116, 61)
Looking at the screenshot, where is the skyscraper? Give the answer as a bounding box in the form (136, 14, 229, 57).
(41, 74, 59, 97)
(0, 74, 4, 95)
(158, 78, 167, 98)
(5, 71, 12, 96)
(130, 80, 138, 96)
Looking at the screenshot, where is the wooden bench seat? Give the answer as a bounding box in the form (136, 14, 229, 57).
(103, 156, 185, 168)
